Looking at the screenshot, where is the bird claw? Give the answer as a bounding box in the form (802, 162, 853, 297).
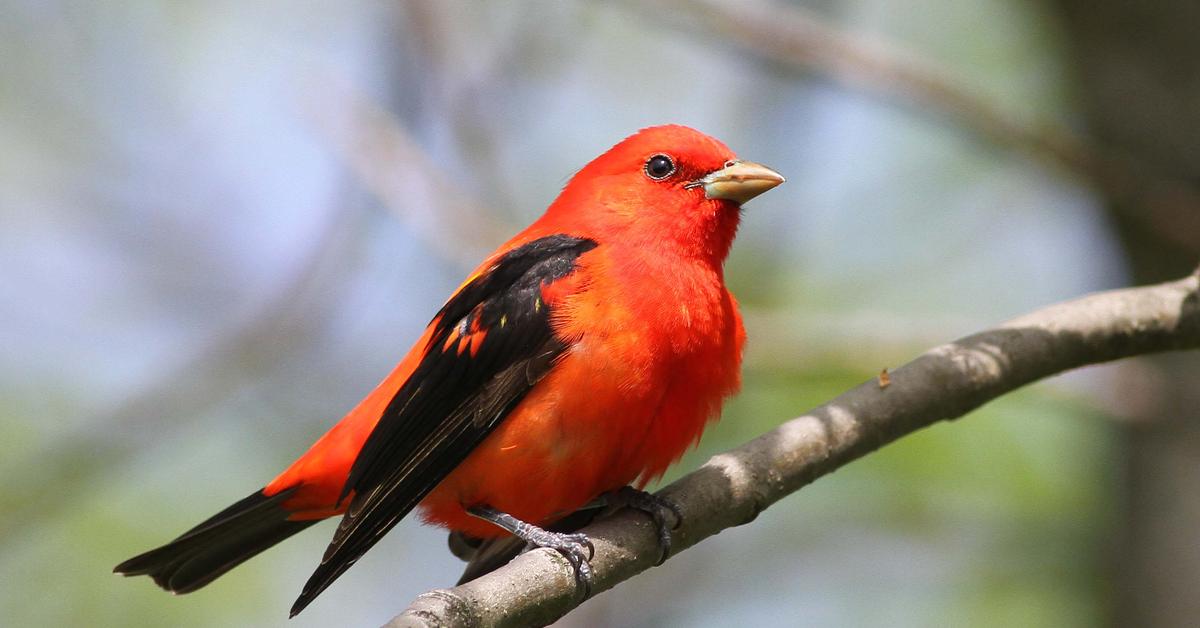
(608, 487, 682, 565)
(560, 532, 595, 560)
(526, 529, 595, 598)
(466, 505, 595, 599)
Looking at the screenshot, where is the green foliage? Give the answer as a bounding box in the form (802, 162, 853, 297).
(664, 365, 1113, 628)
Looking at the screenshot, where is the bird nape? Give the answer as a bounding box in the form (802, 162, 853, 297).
(114, 125, 784, 617)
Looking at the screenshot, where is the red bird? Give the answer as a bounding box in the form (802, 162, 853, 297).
(115, 125, 784, 616)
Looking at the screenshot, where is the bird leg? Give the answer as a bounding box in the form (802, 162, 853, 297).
(466, 505, 595, 597)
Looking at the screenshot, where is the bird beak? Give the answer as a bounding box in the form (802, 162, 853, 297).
(697, 160, 785, 204)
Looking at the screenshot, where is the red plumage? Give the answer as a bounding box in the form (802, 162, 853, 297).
(115, 125, 783, 615)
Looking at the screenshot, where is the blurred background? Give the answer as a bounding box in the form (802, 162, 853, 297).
(2, 1, 1198, 626)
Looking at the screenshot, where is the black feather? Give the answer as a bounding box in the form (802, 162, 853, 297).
(291, 234, 597, 616)
(113, 487, 316, 594)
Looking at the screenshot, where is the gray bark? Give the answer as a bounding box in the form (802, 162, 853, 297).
(387, 271, 1200, 628)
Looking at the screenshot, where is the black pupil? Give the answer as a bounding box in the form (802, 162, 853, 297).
(646, 155, 674, 179)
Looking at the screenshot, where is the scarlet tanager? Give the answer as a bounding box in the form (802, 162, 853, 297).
(115, 125, 784, 616)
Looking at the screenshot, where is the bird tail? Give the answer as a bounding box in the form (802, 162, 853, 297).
(113, 487, 317, 593)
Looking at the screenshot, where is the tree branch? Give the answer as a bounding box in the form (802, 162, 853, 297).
(629, 0, 1200, 255)
(388, 270, 1200, 628)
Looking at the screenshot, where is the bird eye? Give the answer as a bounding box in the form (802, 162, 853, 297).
(644, 154, 676, 180)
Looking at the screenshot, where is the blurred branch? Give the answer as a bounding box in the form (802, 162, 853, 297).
(388, 269, 1200, 628)
(0, 205, 359, 539)
(632, 0, 1200, 254)
(302, 71, 514, 267)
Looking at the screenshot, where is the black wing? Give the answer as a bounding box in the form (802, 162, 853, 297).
(291, 234, 597, 616)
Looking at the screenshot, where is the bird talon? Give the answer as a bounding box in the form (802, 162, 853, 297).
(467, 505, 595, 599)
(546, 535, 594, 598)
(664, 501, 684, 530)
(574, 535, 595, 560)
(570, 549, 595, 597)
(545, 536, 594, 598)
(609, 487, 682, 564)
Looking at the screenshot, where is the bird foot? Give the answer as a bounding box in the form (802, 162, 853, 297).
(605, 486, 682, 565)
(467, 505, 595, 598)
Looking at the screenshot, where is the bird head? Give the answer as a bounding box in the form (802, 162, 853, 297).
(545, 125, 784, 263)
